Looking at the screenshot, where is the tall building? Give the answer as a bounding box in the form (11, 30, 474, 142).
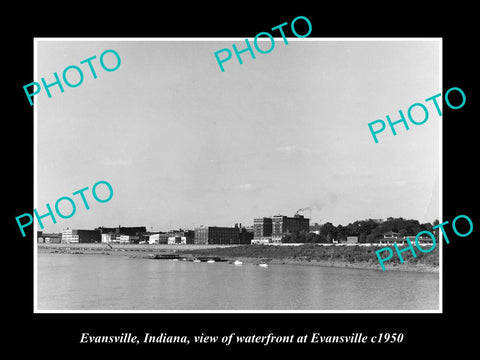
(253, 217, 273, 239)
(252, 214, 310, 243)
(272, 214, 309, 236)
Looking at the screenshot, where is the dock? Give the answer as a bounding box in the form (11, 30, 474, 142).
(148, 254, 228, 262)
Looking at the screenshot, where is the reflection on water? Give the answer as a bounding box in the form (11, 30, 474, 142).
(37, 253, 439, 311)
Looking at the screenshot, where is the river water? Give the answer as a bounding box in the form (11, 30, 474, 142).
(37, 253, 439, 311)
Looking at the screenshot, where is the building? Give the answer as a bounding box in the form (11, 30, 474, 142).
(272, 214, 310, 241)
(416, 235, 435, 244)
(271, 234, 283, 243)
(251, 214, 310, 244)
(383, 231, 399, 239)
(184, 230, 194, 244)
(139, 233, 150, 244)
(194, 225, 242, 245)
(101, 233, 112, 243)
(244, 225, 254, 233)
(194, 227, 208, 244)
(38, 232, 61, 243)
(148, 232, 168, 244)
(167, 230, 195, 245)
(97, 226, 146, 236)
(62, 228, 101, 244)
(96, 225, 147, 244)
(253, 217, 272, 239)
(239, 226, 254, 244)
(251, 239, 271, 244)
(118, 235, 140, 244)
(378, 237, 407, 245)
(346, 236, 358, 244)
(310, 222, 322, 233)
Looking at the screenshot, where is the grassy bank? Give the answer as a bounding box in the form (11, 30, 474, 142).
(37, 243, 439, 272)
(176, 244, 439, 272)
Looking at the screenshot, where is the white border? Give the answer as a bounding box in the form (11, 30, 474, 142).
(33, 37, 442, 314)
(33, 39, 38, 312)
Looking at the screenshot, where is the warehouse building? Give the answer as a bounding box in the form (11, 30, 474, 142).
(62, 228, 101, 244)
(194, 224, 250, 245)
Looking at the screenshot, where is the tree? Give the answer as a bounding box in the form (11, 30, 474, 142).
(366, 234, 377, 243)
(336, 225, 347, 242)
(326, 233, 332, 243)
(305, 232, 321, 243)
(359, 233, 367, 243)
(320, 222, 336, 241)
(296, 233, 306, 243)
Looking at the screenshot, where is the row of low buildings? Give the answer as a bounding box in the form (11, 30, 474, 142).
(38, 226, 147, 244)
(36, 215, 309, 245)
(37, 223, 255, 245)
(36, 213, 433, 246)
(146, 223, 254, 245)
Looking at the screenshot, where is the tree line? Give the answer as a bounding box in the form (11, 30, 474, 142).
(281, 217, 440, 244)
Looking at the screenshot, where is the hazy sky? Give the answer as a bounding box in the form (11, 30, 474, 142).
(36, 39, 440, 233)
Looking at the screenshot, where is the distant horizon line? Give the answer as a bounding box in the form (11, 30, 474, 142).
(37, 215, 440, 235)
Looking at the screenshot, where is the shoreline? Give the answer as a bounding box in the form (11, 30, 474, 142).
(37, 244, 439, 273)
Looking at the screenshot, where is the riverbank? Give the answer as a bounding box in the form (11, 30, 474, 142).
(175, 244, 439, 272)
(37, 243, 439, 272)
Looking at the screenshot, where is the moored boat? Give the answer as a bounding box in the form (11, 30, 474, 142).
(233, 260, 243, 265)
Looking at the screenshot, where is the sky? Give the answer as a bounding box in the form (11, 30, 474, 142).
(35, 39, 441, 233)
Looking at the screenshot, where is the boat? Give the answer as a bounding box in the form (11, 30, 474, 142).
(258, 262, 268, 268)
(207, 259, 215, 263)
(193, 259, 201, 263)
(233, 260, 243, 266)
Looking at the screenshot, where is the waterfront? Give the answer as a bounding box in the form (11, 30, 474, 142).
(37, 252, 439, 311)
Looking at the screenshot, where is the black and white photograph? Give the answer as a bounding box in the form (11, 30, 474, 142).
(6, 5, 478, 356)
(34, 38, 441, 312)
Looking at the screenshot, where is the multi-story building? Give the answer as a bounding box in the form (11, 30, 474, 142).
(62, 228, 101, 244)
(253, 217, 273, 239)
(194, 225, 241, 245)
(252, 214, 310, 243)
(272, 214, 309, 236)
(148, 232, 168, 244)
(167, 230, 195, 245)
(96, 225, 147, 244)
(158, 233, 170, 244)
(194, 226, 209, 244)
